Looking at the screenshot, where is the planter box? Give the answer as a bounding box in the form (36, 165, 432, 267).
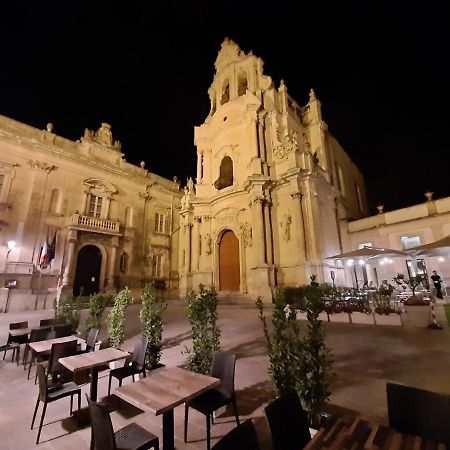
(328, 312, 350, 323)
(79, 340, 102, 352)
(403, 305, 431, 327)
(374, 313, 402, 326)
(109, 358, 127, 370)
(350, 312, 375, 325)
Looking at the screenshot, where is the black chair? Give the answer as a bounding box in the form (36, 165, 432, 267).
(39, 319, 55, 327)
(108, 334, 148, 396)
(85, 327, 100, 352)
(2, 321, 28, 364)
(184, 351, 240, 450)
(31, 363, 81, 444)
(387, 381, 450, 447)
(27, 330, 56, 379)
(264, 392, 311, 450)
(212, 419, 261, 450)
(53, 324, 73, 338)
(45, 339, 79, 382)
(23, 326, 52, 369)
(87, 395, 159, 450)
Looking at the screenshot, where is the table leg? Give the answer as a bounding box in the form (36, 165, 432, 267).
(90, 366, 99, 402)
(163, 409, 175, 450)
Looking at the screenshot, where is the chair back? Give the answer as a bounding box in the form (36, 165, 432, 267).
(211, 351, 236, 399)
(53, 324, 72, 338)
(86, 395, 117, 450)
(132, 334, 149, 369)
(212, 419, 260, 450)
(86, 328, 100, 351)
(48, 340, 78, 377)
(36, 364, 49, 402)
(39, 319, 55, 327)
(9, 321, 28, 330)
(387, 382, 450, 447)
(29, 327, 52, 343)
(264, 392, 311, 450)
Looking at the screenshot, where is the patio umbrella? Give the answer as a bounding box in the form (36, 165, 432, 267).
(409, 235, 450, 257)
(325, 246, 408, 261)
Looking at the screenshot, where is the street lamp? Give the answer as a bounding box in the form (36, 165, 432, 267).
(6, 240, 16, 264)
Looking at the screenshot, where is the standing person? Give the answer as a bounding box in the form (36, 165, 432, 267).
(431, 270, 444, 299)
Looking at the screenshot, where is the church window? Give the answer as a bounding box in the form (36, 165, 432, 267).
(119, 252, 128, 273)
(152, 254, 163, 278)
(214, 156, 234, 190)
(155, 212, 166, 234)
(221, 80, 230, 105)
(87, 194, 103, 218)
(238, 71, 248, 96)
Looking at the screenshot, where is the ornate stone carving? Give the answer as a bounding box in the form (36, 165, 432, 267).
(194, 216, 202, 223)
(291, 191, 303, 201)
(249, 195, 266, 208)
(309, 88, 316, 102)
(273, 130, 298, 160)
(240, 222, 252, 247)
(27, 160, 56, 173)
(214, 38, 245, 71)
(302, 132, 311, 151)
(204, 233, 212, 254)
(82, 123, 122, 151)
(280, 214, 292, 242)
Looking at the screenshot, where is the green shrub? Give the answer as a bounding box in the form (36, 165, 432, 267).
(83, 293, 113, 337)
(139, 283, 166, 368)
(54, 295, 82, 333)
(184, 284, 220, 374)
(107, 287, 130, 349)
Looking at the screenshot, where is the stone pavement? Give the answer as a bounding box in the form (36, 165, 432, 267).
(0, 301, 449, 449)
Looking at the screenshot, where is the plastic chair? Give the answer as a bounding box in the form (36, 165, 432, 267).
(264, 391, 311, 450)
(212, 419, 261, 450)
(108, 334, 148, 396)
(23, 326, 52, 369)
(39, 319, 55, 327)
(184, 351, 240, 450)
(87, 395, 159, 450)
(2, 321, 28, 364)
(53, 324, 73, 338)
(46, 339, 78, 382)
(85, 328, 100, 352)
(387, 381, 450, 447)
(31, 363, 81, 444)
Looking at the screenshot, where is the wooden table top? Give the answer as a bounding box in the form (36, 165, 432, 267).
(9, 326, 50, 337)
(304, 414, 446, 450)
(28, 336, 84, 353)
(59, 347, 129, 372)
(114, 366, 221, 415)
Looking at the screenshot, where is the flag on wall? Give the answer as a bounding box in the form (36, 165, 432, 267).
(39, 232, 56, 269)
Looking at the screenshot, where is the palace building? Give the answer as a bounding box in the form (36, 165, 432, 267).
(0, 38, 369, 310)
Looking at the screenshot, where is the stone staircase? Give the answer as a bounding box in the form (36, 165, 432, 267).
(217, 291, 259, 308)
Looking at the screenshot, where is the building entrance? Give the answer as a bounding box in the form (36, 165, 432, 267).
(219, 230, 240, 291)
(73, 245, 102, 296)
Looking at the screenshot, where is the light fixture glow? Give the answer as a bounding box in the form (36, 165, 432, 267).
(358, 259, 365, 265)
(347, 259, 354, 266)
(438, 257, 445, 262)
(7, 240, 16, 251)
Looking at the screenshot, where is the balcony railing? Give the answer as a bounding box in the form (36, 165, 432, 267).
(71, 214, 120, 233)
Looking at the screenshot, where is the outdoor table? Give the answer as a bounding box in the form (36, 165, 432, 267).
(59, 347, 129, 401)
(28, 335, 84, 355)
(9, 325, 51, 338)
(304, 414, 446, 449)
(115, 366, 221, 450)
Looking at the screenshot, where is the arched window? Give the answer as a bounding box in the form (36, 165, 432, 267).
(238, 71, 248, 96)
(221, 80, 230, 105)
(119, 252, 128, 273)
(48, 188, 61, 214)
(214, 156, 234, 190)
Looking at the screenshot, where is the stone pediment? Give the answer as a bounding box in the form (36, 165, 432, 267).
(215, 38, 247, 72)
(81, 123, 122, 151)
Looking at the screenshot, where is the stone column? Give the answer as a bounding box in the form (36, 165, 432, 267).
(178, 216, 186, 271)
(291, 191, 306, 262)
(185, 223, 192, 273)
(62, 230, 77, 286)
(192, 216, 201, 271)
(250, 196, 266, 266)
(106, 236, 119, 290)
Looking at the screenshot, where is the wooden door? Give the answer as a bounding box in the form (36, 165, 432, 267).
(219, 230, 240, 291)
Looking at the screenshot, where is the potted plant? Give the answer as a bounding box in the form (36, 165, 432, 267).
(139, 283, 166, 370)
(183, 284, 221, 374)
(107, 287, 130, 368)
(397, 274, 431, 327)
(82, 293, 112, 346)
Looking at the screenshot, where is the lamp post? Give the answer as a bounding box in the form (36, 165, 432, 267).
(6, 240, 16, 266)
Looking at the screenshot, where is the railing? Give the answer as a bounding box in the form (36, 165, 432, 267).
(71, 214, 120, 233)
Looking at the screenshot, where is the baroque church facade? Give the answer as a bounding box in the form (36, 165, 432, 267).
(0, 38, 367, 310)
(178, 39, 368, 300)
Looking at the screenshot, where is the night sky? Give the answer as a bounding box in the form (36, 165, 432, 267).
(1, 2, 448, 214)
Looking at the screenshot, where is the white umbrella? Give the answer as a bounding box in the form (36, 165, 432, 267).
(326, 246, 408, 261)
(409, 235, 450, 257)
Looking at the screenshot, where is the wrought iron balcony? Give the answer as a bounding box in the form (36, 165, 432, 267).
(70, 214, 120, 234)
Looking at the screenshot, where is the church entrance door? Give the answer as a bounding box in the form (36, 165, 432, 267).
(219, 230, 240, 291)
(73, 245, 102, 296)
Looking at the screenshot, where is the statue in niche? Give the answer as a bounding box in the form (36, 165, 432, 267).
(240, 222, 252, 247)
(205, 234, 212, 254)
(214, 156, 233, 190)
(95, 123, 113, 147)
(187, 177, 195, 194)
(280, 214, 292, 242)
